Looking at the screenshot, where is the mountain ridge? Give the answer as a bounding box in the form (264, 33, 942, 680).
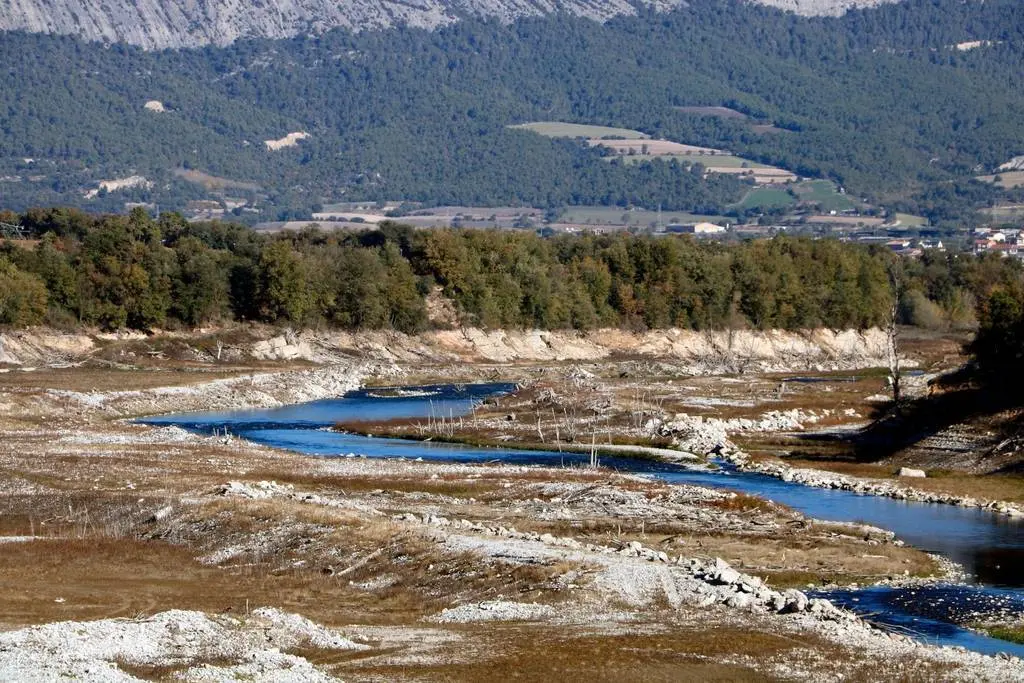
(0, 0, 896, 49)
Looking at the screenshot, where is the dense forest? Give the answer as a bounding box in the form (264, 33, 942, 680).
(0, 208, 1018, 334)
(1, 0, 1023, 221)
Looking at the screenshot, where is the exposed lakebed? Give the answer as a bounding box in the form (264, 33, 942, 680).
(143, 382, 1024, 658)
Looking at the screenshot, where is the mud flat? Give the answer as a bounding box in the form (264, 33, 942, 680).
(0, 332, 1021, 679)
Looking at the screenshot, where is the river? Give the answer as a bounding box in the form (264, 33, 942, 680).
(142, 382, 1024, 658)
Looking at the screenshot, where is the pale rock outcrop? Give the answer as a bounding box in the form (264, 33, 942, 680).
(0, 0, 900, 50)
(897, 467, 926, 478)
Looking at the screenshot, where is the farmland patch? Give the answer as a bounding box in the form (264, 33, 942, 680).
(590, 139, 720, 155)
(978, 171, 1024, 189)
(792, 180, 858, 212)
(674, 105, 748, 119)
(509, 122, 648, 139)
(732, 187, 795, 210)
(173, 168, 259, 192)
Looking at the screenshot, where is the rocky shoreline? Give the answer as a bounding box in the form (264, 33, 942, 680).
(651, 410, 1024, 520)
(720, 451, 1024, 520)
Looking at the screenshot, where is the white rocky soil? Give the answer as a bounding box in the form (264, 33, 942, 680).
(0, 607, 367, 682)
(0, 326, 893, 374)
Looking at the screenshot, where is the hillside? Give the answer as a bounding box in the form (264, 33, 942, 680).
(0, 0, 1022, 221)
(0, 0, 894, 49)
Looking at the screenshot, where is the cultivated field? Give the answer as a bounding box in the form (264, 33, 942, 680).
(513, 120, 798, 186)
(731, 180, 858, 211)
(674, 105, 748, 119)
(983, 204, 1024, 224)
(557, 205, 727, 227)
(893, 212, 929, 227)
(172, 167, 259, 191)
(607, 149, 797, 185)
(733, 186, 795, 210)
(614, 153, 768, 167)
(509, 122, 648, 139)
(805, 215, 887, 227)
(708, 167, 798, 183)
(590, 139, 721, 155)
(792, 180, 859, 212)
(978, 171, 1024, 188)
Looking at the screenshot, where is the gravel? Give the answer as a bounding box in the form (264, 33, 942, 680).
(428, 601, 558, 623)
(0, 607, 367, 682)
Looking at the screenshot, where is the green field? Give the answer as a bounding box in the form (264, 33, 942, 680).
(893, 212, 929, 227)
(509, 122, 648, 139)
(732, 187, 795, 210)
(792, 180, 858, 211)
(558, 206, 726, 226)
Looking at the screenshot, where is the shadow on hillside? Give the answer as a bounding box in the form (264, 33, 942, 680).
(791, 368, 1022, 464)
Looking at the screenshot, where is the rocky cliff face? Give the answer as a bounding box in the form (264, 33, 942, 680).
(0, 0, 897, 50)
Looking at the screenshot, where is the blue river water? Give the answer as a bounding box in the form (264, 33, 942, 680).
(142, 382, 1024, 658)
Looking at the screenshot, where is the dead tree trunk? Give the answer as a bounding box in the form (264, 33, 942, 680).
(887, 300, 902, 403)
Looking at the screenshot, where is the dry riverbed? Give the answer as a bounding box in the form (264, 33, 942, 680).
(0, 344, 1021, 680)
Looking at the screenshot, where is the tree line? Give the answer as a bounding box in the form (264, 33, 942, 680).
(0, 208, 1019, 333)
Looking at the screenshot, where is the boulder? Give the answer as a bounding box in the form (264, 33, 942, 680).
(725, 593, 753, 609)
(898, 467, 926, 478)
(780, 589, 809, 613)
(709, 558, 741, 585)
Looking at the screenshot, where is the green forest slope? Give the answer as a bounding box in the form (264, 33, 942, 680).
(1, 0, 1024, 221)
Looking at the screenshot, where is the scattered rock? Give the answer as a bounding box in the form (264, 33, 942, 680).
(781, 589, 809, 613)
(428, 601, 557, 623)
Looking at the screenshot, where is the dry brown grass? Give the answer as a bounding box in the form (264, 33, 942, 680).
(0, 367, 246, 393)
(710, 492, 780, 513)
(0, 504, 579, 631)
(334, 621, 919, 682)
(246, 468, 500, 500)
(978, 171, 1024, 189)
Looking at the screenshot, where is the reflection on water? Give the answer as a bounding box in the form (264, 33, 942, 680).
(142, 382, 1024, 656)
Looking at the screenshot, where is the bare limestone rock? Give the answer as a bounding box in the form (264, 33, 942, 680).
(898, 467, 927, 478)
(0, 0, 902, 50)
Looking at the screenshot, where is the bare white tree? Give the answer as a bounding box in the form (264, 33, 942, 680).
(887, 260, 905, 403)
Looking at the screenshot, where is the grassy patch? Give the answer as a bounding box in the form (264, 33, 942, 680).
(614, 154, 768, 168)
(509, 122, 648, 139)
(893, 212, 929, 227)
(172, 167, 260, 192)
(348, 624, 811, 681)
(982, 204, 1024, 224)
(978, 171, 1024, 189)
(983, 625, 1024, 645)
(792, 180, 859, 212)
(0, 367, 247, 393)
(556, 205, 726, 226)
(732, 187, 795, 210)
(674, 105, 748, 120)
